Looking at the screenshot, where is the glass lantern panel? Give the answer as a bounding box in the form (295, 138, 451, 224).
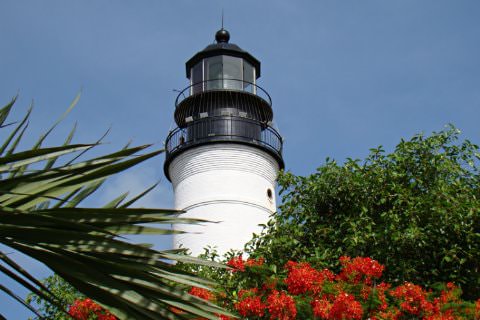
(205, 56, 223, 90)
(223, 56, 243, 90)
(191, 61, 203, 94)
(243, 61, 254, 93)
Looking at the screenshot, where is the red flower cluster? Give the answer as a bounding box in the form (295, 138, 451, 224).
(266, 290, 297, 320)
(189, 286, 214, 301)
(227, 254, 264, 272)
(328, 292, 363, 320)
(227, 255, 245, 272)
(311, 291, 363, 319)
(375, 282, 390, 311)
(220, 255, 479, 319)
(390, 282, 434, 316)
(177, 286, 235, 320)
(337, 256, 384, 285)
(235, 289, 265, 317)
(68, 298, 117, 320)
(285, 261, 334, 295)
(311, 297, 332, 319)
(246, 257, 265, 268)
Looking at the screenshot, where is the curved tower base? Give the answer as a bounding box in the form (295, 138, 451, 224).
(168, 143, 279, 256)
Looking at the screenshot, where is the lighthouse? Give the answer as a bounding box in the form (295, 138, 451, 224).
(164, 28, 284, 256)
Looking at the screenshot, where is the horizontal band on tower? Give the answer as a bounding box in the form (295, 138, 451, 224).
(168, 143, 280, 185)
(181, 198, 275, 215)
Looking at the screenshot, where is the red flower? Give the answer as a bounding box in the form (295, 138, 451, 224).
(375, 307, 401, 320)
(376, 282, 391, 311)
(235, 289, 266, 317)
(360, 285, 371, 301)
(68, 298, 117, 320)
(424, 313, 456, 320)
(238, 288, 259, 298)
(285, 261, 334, 295)
(337, 256, 384, 285)
(435, 282, 459, 306)
(390, 282, 434, 316)
(227, 255, 245, 272)
(329, 292, 363, 320)
(311, 296, 332, 318)
(246, 256, 265, 267)
(227, 255, 264, 272)
(266, 290, 297, 320)
(189, 286, 214, 301)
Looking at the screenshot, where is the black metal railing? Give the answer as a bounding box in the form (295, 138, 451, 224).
(175, 79, 272, 108)
(165, 116, 283, 162)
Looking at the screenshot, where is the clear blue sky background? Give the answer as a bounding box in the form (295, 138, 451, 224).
(1, 1, 479, 318)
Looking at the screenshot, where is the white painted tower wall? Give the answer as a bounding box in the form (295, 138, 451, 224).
(169, 143, 279, 256)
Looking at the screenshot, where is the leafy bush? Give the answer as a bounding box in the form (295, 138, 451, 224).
(248, 126, 480, 299)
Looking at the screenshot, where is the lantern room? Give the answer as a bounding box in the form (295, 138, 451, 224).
(185, 28, 261, 94)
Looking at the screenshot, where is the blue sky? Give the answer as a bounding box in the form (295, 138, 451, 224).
(1, 1, 479, 318)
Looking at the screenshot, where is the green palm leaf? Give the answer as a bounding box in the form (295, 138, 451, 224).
(0, 98, 231, 319)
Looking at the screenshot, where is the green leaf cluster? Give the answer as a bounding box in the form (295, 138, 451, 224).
(248, 125, 480, 299)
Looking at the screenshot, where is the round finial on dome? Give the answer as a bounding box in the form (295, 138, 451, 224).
(215, 28, 230, 43)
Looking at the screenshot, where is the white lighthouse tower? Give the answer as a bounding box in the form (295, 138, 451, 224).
(164, 28, 284, 256)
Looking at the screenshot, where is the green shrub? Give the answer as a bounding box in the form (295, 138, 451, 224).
(248, 126, 480, 299)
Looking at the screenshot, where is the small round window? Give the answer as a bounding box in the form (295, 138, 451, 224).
(267, 188, 273, 200)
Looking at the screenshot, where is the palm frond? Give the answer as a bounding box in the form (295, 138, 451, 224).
(0, 98, 230, 319)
